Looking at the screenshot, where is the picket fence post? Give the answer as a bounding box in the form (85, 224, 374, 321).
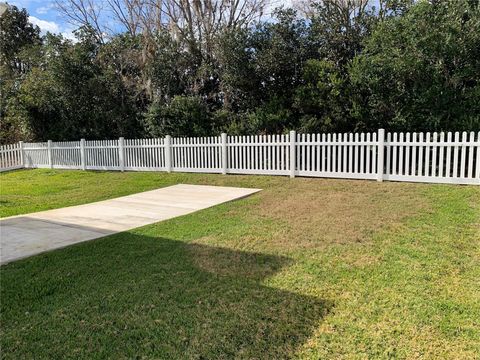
(80, 139, 86, 170)
(165, 135, 172, 172)
(221, 133, 228, 175)
(47, 140, 53, 169)
(290, 130, 296, 178)
(377, 129, 385, 182)
(118, 137, 125, 172)
(18, 141, 24, 167)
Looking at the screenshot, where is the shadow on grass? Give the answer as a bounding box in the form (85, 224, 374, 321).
(1, 232, 331, 359)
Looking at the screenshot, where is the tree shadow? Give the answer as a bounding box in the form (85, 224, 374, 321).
(1, 232, 331, 359)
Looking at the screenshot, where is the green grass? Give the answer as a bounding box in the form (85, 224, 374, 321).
(0, 168, 268, 218)
(1, 169, 479, 359)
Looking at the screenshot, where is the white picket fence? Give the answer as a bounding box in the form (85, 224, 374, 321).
(0, 143, 24, 172)
(1, 130, 479, 185)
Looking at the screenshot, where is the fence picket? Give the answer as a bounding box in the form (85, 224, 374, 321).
(325, 133, 330, 172)
(353, 133, 359, 174)
(467, 132, 474, 179)
(431, 133, 437, 177)
(453, 132, 460, 178)
(332, 133, 337, 173)
(360, 133, 365, 174)
(392, 133, 398, 175)
(460, 132, 467, 178)
(386, 132, 391, 175)
(438, 132, 444, 177)
(445, 132, 452, 177)
(411, 133, 417, 176)
(398, 133, 404, 176)
(418, 133, 424, 177)
(424, 132, 430, 177)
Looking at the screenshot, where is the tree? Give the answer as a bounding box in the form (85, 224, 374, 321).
(0, 4, 41, 74)
(7, 29, 144, 141)
(144, 95, 212, 137)
(350, 0, 480, 132)
(216, 27, 260, 112)
(0, 5, 41, 143)
(308, 0, 374, 70)
(56, 0, 269, 43)
(228, 8, 312, 133)
(2, 0, 479, 144)
(294, 59, 351, 133)
(56, 0, 271, 107)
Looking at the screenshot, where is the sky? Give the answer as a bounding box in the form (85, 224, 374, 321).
(9, 0, 295, 42)
(9, 0, 77, 40)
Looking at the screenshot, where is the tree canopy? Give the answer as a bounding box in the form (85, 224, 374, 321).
(0, 0, 479, 144)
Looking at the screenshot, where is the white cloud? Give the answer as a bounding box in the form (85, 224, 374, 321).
(29, 16, 60, 33)
(62, 30, 78, 42)
(28, 15, 78, 42)
(35, 1, 56, 15)
(36, 6, 51, 15)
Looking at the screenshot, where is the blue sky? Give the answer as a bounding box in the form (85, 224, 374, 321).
(12, 0, 383, 40)
(14, 0, 377, 41)
(10, 0, 77, 40)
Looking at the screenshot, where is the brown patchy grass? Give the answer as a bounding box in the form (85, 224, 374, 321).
(192, 178, 430, 275)
(254, 178, 430, 248)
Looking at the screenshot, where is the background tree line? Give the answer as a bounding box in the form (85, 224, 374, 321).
(0, 0, 479, 144)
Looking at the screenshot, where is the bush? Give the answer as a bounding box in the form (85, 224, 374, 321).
(144, 96, 212, 137)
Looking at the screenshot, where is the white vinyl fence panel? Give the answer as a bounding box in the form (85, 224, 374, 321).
(227, 134, 290, 176)
(124, 138, 166, 171)
(295, 132, 379, 180)
(171, 136, 222, 173)
(2, 130, 479, 185)
(52, 141, 82, 169)
(384, 131, 480, 184)
(0, 143, 23, 172)
(85, 139, 120, 170)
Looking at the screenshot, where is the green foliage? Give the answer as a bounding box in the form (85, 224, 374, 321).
(309, 1, 373, 68)
(0, 5, 41, 143)
(216, 28, 260, 112)
(4, 29, 143, 141)
(1, 0, 479, 144)
(350, 0, 480, 132)
(0, 5, 40, 74)
(294, 59, 350, 133)
(149, 31, 190, 101)
(144, 96, 212, 137)
(251, 9, 311, 101)
(244, 99, 294, 134)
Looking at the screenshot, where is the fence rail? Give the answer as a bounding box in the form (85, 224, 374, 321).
(2, 130, 479, 185)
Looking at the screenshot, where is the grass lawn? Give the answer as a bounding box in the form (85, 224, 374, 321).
(1, 169, 479, 359)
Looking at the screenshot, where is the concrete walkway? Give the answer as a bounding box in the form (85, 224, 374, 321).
(0, 184, 260, 265)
